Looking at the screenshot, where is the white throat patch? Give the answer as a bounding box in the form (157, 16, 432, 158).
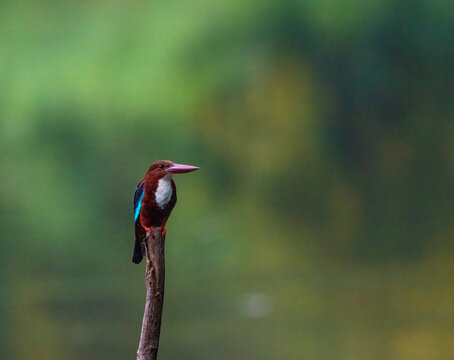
(155, 174, 173, 209)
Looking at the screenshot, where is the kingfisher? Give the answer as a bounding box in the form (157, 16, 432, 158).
(132, 160, 199, 264)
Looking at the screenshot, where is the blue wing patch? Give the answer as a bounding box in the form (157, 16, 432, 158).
(134, 180, 145, 222)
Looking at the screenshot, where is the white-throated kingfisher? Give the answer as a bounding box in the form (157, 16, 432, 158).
(132, 160, 199, 264)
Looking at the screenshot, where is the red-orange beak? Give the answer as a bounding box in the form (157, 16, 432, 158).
(167, 163, 200, 174)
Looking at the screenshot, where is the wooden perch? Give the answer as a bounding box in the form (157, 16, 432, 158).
(136, 227, 165, 360)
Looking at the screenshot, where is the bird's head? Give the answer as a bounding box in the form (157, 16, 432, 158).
(147, 160, 199, 179)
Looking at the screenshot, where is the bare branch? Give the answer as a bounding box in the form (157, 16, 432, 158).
(137, 227, 165, 360)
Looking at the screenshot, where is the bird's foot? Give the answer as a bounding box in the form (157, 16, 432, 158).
(144, 226, 154, 238)
(144, 226, 166, 241)
(161, 227, 166, 243)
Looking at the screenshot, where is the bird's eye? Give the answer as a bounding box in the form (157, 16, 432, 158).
(159, 164, 164, 169)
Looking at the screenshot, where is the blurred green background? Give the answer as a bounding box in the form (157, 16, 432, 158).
(1, 1, 453, 359)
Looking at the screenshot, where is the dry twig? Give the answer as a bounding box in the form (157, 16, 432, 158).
(136, 227, 165, 360)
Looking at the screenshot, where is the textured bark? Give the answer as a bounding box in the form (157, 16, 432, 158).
(136, 227, 165, 360)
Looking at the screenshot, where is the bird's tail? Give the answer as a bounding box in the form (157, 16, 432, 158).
(132, 239, 145, 264)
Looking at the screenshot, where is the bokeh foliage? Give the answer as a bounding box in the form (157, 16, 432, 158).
(1, 0, 453, 359)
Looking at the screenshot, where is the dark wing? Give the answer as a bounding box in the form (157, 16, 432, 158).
(133, 179, 145, 223)
(132, 179, 146, 264)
